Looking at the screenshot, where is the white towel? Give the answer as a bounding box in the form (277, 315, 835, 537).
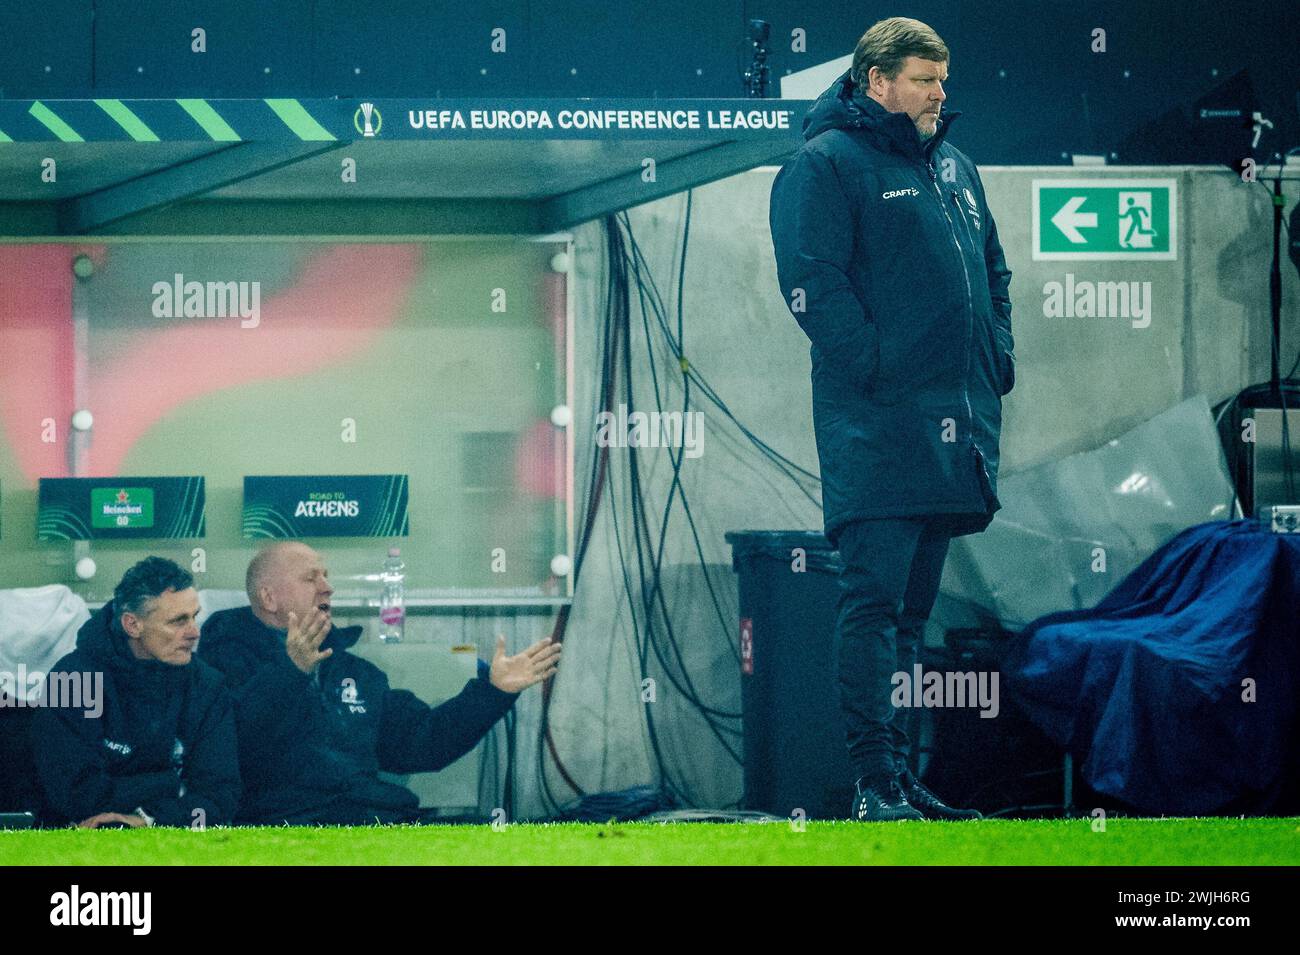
(0, 585, 90, 702)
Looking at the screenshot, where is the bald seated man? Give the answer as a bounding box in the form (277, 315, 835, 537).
(197, 542, 560, 825)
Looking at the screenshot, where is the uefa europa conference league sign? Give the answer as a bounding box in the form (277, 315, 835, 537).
(242, 475, 409, 539)
(37, 477, 206, 540)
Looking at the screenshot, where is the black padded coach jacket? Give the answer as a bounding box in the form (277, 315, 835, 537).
(769, 69, 1015, 546)
(199, 606, 517, 824)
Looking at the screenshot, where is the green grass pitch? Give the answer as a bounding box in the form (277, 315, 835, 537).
(2, 818, 1297, 865)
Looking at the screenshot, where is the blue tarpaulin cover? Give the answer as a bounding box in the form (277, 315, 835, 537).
(1004, 519, 1300, 814)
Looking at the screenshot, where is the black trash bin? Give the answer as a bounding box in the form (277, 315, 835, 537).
(725, 530, 852, 820)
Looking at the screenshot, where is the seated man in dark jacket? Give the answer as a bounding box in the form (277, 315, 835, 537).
(198, 541, 561, 825)
(33, 557, 240, 829)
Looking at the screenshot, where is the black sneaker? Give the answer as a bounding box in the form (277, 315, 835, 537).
(898, 770, 983, 820)
(851, 776, 925, 822)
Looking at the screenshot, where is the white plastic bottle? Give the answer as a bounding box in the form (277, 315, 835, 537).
(379, 547, 405, 643)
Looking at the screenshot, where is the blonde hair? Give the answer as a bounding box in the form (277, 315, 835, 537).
(851, 17, 949, 87)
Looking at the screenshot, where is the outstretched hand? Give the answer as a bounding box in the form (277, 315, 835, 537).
(489, 635, 561, 693)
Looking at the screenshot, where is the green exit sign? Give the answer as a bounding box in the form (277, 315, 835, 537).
(90, 487, 155, 529)
(1033, 179, 1177, 260)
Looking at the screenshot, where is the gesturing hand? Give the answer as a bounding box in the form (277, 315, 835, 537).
(286, 608, 333, 674)
(489, 635, 561, 693)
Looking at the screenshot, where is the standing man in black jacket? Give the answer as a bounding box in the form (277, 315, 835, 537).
(33, 557, 240, 828)
(198, 541, 560, 825)
(770, 17, 1012, 821)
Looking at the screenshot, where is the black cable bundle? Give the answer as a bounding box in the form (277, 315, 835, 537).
(528, 193, 831, 815)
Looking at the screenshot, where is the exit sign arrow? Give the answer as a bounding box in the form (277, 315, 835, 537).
(1050, 196, 1097, 243)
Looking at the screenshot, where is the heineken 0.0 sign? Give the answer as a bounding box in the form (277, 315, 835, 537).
(1033, 179, 1177, 260)
(90, 487, 155, 528)
(243, 474, 409, 538)
(38, 477, 205, 540)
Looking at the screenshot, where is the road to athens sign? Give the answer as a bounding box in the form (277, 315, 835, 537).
(1033, 179, 1177, 260)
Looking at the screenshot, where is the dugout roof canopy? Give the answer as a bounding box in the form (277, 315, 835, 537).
(0, 97, 807, 236)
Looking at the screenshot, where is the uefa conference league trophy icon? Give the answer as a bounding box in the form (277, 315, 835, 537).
(361, 102, 376, 137)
